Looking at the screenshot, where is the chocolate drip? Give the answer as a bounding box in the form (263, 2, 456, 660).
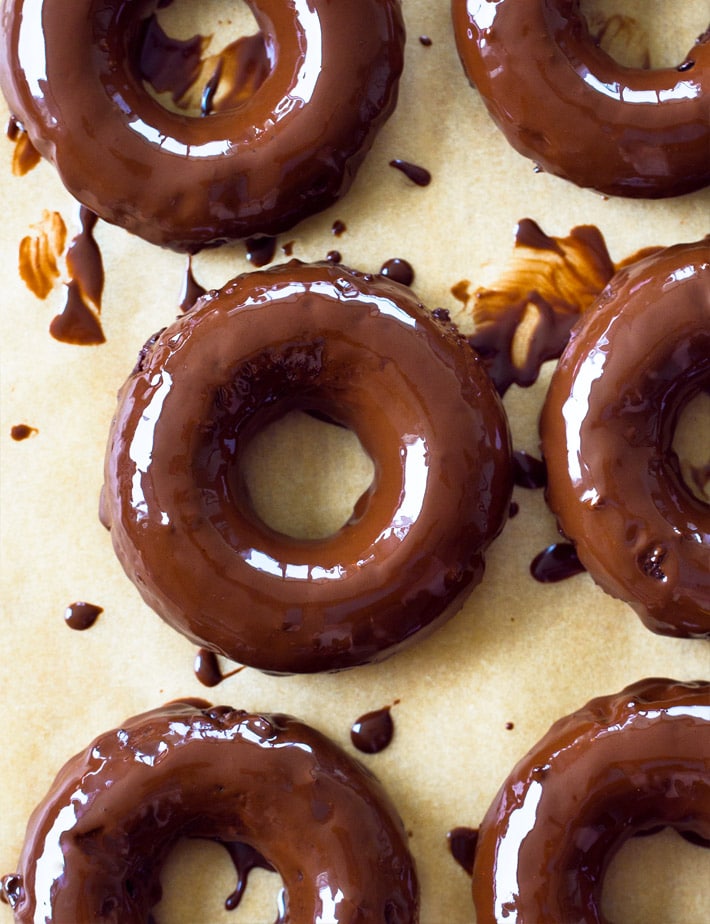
(245, 236, 277, 267)
(379, 258, 414, 287)
(179, 256, 207, 313)
(530, 543, 585, 583)
(10, 424, 38, 441)
(447, 827, 478, 875)
(512, 451, 547, 489)
(350, 707, 395, 754)
(193, 648, 245, 687)
(389, 159, 432, 187)
(217, 841, 276, 912)
(64, 601, 103, 631)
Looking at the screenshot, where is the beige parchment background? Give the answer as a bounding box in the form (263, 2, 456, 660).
(1, 1, 709, 921)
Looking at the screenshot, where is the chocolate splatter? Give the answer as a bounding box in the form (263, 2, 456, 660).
(389, 159, 432, 187)
(19, 211, 67, 299)
(10, 424, 38, 441)
(467, 219, 618, 394)
(245, 235, 277, 267)
(350, 706, 395, 754)
(64, 601, 103, 631)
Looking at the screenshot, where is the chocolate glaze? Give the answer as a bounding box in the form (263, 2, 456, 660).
(530, 542, 585, 584)
(379, 258, 414, 287)
(5, 702, 419, 922)
(350, 706, 395, 754)
(452, 0, 710, 198)
(64, 601, 103, 631)
(101, 261, 512, 673)
(0, 0, 405, 250)
(389, 159, 432, 187)
(447, 827, 478, 876)
(540, 241, 710, 637)
(472, 679, 710, 922)
(10, 424, 37, 442)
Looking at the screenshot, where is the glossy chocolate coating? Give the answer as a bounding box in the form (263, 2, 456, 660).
(540, 241, 710, 638)
(0, 0, 405, 251)
(102, 261, 512, 673)
(472, 678, 710, 923)
(452, 0, 710, 198)
(6, 702, 419, 922)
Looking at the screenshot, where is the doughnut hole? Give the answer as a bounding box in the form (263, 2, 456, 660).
(578, 0, 709, 68)
(671, 389, 710, 505)
(240, 410, 376, 540)
(136, 0, 270, 117)
(601, 828, 710, 924)
(155, 838, 284, 923)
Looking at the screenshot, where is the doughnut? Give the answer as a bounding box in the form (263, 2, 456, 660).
(101, 261, 513, 673)
(451, 0, 710, 198)
(0, 0, 405, 251)
(3, 701, 419, 922)
(472, 678, 710, 922)
(540, 240, 710, 638)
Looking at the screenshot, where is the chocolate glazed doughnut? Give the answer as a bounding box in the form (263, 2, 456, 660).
(0, 0, 404, 251)
(540, 241, 710, 638)
(472, 678, 710, 923)
(451, 0, 710, 198)
(3, 701, 419, 922)
(101, 261, 512, 673)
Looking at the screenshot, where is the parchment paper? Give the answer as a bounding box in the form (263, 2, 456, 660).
(1, 1, 709, 922)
